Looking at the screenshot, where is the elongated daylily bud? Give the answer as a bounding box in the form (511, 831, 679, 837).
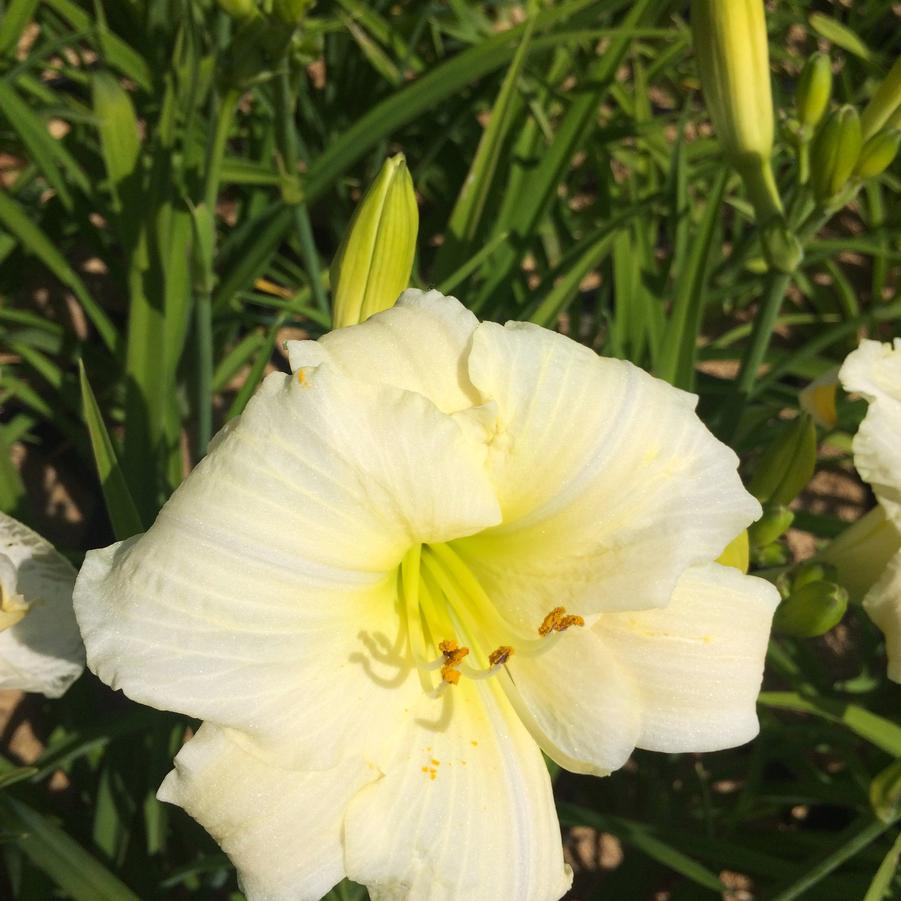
(217, 0, 258, 21)
(860, 55, 901, 142)
(749, 414, 817, 507)
(691, 1, 801, 272)
(811, 105, 862, 201)
(854, 129, 901, 179)
(331, 154, 418, 329)
(796, 52, 832, 130)
(773, 580, 848, 638)
(748, 504, 794, 549)
(691, 0, 774, 166)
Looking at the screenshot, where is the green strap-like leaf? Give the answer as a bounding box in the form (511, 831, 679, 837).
(0, 795, 141, 901)
(78, 362, 144, 541)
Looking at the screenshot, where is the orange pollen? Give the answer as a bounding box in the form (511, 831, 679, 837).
(439, 639, 469, 684)
(538, 606, 585, 636)
(488, 645, 514, 667)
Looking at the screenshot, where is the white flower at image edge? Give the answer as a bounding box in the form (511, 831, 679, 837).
(0, 512, 84, 697)
(840, 338, 901, 682)
(74, 291, 778, 901)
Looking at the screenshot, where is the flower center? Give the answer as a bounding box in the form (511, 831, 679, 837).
(399, 542, 583, 697)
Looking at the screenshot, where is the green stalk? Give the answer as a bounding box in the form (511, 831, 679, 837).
(194, 86, 241, 458)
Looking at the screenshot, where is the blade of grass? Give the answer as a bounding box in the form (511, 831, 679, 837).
(79, 362, 144, 540)
(758, 692, 901, 756)
(0, 191, 117, 351)
(0, 795, 141, 901)
(863, 831, 901, 901)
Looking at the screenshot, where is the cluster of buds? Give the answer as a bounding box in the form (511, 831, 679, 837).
(794, 53, 901, 209)
(216, 0, 318, 87)
(692, 1, 901, 268)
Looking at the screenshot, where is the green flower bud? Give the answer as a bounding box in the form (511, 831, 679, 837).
(791, 560, 836, 593)
(272, 0, 313, 26)
(748, 414, 817, 507)
(796, 52, 832, 130)
(773, 580, 848, 638)
(691, 0, 775, 167)
(331, 154, 419, 329)
(748, 504, 794, 549)
(820, 505, 901, 602)
(811, 105, 862, 201)
(760, 219, 804, 274)
(854, 129, 901, 179)
(860, 55, 901, 142)
(217, 0, 259, 22)
(870, 757, 901, 825)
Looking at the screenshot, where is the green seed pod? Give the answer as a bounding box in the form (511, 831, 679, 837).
(810, 105, 863, 201)
(760, 219, 804, 274)
(748, 414, 817, 507)
(773, 580, 848, 638)
(854, 129, 901, 179)
(331, 154, 419, 329)
(861, 56, 901, 142)
(796, 52, 832, 130)
(748, 504, 795, 549)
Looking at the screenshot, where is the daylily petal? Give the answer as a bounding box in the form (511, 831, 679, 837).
(75, 366, 501, 767)
(839, 338, 901, 530)
(457, 321, 760, 619)
(344, 682, 572, 901)
(502, 628, 641, 777)
(863, 550, 901, 683)
(0, 512, 83, 698)
(596, 563, 778, 752)
(287, 289, 482, 414)
(158, 723, 377, 901)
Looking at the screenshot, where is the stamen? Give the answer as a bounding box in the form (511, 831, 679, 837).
(488, 645, 514, 667)
(538, 606, 585, 636)
(439, 639, 469, 685)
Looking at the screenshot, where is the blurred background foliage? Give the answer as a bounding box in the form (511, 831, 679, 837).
(0, 0, 899, 898)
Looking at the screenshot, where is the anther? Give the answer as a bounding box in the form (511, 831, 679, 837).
(488, 645, 514, 667)
(538, 606, 585, 636)
(439, 639, 469, 685)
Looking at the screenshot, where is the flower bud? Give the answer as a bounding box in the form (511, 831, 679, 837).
(860, 56, 901, 142)
(217, 0, 259, 22)
(749, 414, 817, 507)
(272, 0, 312, 26)
(717, 530, 749, 573)
(331, 154, 419, 329)
(759, 219, 804, 274)
(870, 757, 901, 825)
(691, 0, 775, 166)
(854, 129, 901, 179)
(821, 505, 901, 602)
(773, 580, 848, 638)
(810, 105, 862, 201)
(790, 560, 836, 593)
(748, 504, 794, 549)
(796, 52, 832, 130)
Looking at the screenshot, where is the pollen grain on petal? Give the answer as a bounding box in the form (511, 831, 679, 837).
(538, 606, 585, 636)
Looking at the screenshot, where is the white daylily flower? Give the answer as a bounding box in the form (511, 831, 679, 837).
(839, 338, 901, 682)
(0, 512, 84, 697)
(74, 291, 778, 901)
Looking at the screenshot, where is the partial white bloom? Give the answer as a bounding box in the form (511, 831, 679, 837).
(839, 338, 901, 682)
(0, 512, 84, 697)
(75, 291, 777, 900)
